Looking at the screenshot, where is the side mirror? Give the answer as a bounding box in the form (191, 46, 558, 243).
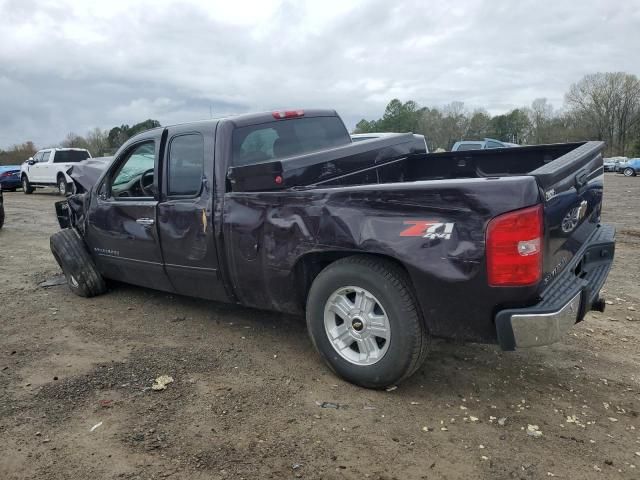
(27, 159, 35, 165)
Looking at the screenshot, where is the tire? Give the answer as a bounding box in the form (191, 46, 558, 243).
(57, 175, 67, 196)
(306, 255, 429, 388)
(623, 168, 636, 177)
(22, 175, 34, 194)
(50, 228, 107, 297)
(0, 205, 4, 229)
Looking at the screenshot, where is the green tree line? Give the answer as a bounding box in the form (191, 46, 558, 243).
(0, 119, 161, 166)
(355, 72, 640, 156)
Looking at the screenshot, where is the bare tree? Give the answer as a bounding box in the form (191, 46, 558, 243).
(529, 98, 553, 144)
(61, 132, 89, 149)
(440, 101, 469, 149)
(566, 73, 640, 155)
(85, 128, 110, 157)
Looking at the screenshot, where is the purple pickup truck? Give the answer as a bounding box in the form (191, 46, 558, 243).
(51, 109, 615, 388)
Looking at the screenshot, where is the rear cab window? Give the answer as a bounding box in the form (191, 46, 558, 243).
(53, 150, 91, 163)
(231, 116, 351, 166)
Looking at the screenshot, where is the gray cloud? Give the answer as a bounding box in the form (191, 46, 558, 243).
(0, 0, 639, 148)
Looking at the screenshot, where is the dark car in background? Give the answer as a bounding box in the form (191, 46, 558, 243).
(0, 166, 21, 191)
(0, 189, 4, 228)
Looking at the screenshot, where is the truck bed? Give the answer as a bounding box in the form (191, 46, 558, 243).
(227, 137, 598, 192)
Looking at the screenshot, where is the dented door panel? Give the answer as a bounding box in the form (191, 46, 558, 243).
(223, 176, 541, 343)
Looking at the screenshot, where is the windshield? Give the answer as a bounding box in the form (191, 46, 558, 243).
(232, 116, 350, 166)
(113, 154, 154, 186)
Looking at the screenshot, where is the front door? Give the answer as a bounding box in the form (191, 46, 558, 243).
(27, 152, 45, 182)
(157, 124, 227, 300)
(84, 131, 173, 292)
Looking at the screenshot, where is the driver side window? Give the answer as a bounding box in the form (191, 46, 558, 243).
(110, 141, 155, 199)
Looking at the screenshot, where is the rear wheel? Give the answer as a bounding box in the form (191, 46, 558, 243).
(306, 255, 429, 388)
(50, 228, 107, 297)
(22, 175, 34, 194)
(623, 167, 636, 177)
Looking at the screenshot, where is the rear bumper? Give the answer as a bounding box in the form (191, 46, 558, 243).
(496, 223, 615, 350)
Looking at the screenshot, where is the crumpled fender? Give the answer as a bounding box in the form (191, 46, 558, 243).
(66, 157, 113, 192)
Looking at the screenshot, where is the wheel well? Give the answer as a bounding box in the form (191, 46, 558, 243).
(293, 251, 413, 308)
(56, 172, 66, 181)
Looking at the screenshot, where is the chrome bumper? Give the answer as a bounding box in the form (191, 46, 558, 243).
(509, 292, 582, 348)
(495, 224, 615, 351)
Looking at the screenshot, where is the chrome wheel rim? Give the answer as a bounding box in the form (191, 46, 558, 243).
(69, 275, 79, 287)
(624, 168, 633, 177)
(59, 179, 66, 194)
(323, 286, 391, 366)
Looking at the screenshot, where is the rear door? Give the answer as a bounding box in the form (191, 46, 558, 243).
(532, 141, 606, 288)
(157, 123, 228, 301)
(84, 130, 173, 291)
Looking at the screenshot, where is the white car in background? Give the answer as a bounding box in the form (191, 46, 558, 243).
(451, 138, 518, 151)
(21, 148, 92, 195)
(351, 132, 429, 152)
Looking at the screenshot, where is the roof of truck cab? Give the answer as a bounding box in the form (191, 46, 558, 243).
(153, 109, 341, 131)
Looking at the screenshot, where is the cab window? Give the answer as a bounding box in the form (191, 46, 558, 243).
(110, 142, 155, 199)
(167, 134, 204, 197)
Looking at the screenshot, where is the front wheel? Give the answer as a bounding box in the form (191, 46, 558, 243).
(623, 168, 636, 177)
(50, 228, 107, 297)
(306, 255, 429, 388)
(22, 176, 34, 194)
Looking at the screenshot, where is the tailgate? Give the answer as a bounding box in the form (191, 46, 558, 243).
(531, 141, 606, 288)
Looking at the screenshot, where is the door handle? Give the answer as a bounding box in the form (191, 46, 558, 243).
(136, 218, 155, 226)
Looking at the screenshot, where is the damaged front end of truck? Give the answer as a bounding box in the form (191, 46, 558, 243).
(54, 158, 111, 233)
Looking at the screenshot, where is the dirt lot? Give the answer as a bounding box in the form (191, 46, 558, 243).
(0, 174, 639, 480)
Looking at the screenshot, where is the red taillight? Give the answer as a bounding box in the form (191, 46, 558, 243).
(486, 204, 543, 286)
(272, 109, 304, 119)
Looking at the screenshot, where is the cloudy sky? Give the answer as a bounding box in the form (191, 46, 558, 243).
(0, 0, 639, 148)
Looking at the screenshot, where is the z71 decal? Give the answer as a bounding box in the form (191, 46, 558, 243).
(400, 221, 455, 240)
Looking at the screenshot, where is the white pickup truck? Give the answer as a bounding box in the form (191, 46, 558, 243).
(21, 148, 92, 195)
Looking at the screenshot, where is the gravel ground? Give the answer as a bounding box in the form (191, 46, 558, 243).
(0, 174, 639, 480)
